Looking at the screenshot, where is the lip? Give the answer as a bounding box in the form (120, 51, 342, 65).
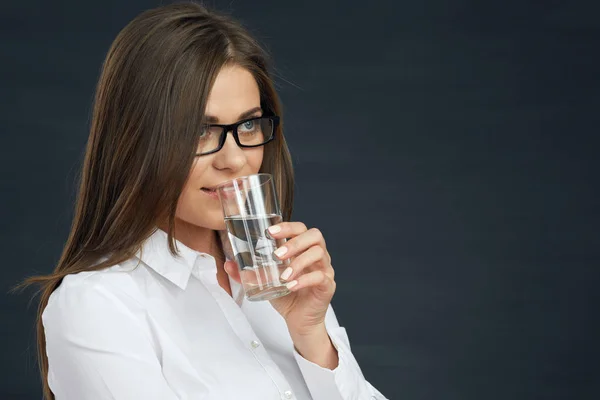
(202, 178, 242, 199)
(201, 186, 237, 201)
(201, 187, 219, 199)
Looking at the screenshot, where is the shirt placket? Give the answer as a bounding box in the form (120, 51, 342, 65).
(195, 264, 297, 400)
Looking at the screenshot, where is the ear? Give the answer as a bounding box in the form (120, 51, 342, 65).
(224, 260, 242, 284)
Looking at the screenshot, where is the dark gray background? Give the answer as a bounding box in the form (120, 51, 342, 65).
(2, 0, 599, 399)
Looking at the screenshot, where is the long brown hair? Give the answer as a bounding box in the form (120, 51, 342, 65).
(18, 3, 294, 399)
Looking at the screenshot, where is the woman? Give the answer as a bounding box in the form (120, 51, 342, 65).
(25, 3, 388, 399)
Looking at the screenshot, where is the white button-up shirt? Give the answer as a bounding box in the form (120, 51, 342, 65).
(42, 228, 388, 399)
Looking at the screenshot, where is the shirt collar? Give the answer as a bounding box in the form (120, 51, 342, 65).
(136, 227, 217, 290)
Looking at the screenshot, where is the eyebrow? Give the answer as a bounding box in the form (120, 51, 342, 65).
(204, 107, 263, 124)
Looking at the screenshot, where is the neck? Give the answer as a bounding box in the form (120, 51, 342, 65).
(158, 218, 226, 264)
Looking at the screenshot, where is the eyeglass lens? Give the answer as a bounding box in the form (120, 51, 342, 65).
(196, 117, 274, 155)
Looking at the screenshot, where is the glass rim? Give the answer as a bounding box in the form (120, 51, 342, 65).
(215, 172, 273, 192)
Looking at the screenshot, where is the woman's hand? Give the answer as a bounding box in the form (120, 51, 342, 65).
(224, 221, 338, 368)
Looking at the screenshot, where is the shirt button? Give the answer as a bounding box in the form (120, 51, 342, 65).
(250, 340, 260, 349)
(283, 390, 293, 399)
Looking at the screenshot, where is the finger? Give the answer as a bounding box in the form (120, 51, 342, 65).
(272, 227, 326, 262)
(280, 245, 330, 282)
(286, 270, 336, 296)
(224, 260, 242, 284)
(265, 221, 308, 240)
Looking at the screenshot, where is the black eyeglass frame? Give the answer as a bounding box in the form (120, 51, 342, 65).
(194, 115, 280, 156)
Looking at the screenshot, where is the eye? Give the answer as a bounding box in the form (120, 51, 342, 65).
(239, 119, 258, 134)
(199, 126, 208, 138)
(199, 125, 221, 140)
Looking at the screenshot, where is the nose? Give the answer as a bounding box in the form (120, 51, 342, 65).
(212, 130, 247, 172)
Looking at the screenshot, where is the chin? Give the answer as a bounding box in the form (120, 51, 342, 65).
(176, 211, 227, 232)
(198, 211, 227, 231)
(209, 218, 227, 231)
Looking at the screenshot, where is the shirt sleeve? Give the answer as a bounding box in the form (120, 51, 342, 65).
(292, 304, 389, 400)
(42, 275, 183, 400)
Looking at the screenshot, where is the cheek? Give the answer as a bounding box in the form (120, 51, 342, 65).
(174, 163, 225, 229)
(184, 160, 206, 191)
(249, 147, 264, 171)
(176, 182, 226, 229)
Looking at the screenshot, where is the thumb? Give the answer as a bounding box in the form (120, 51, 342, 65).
(223, 260, 242, 284)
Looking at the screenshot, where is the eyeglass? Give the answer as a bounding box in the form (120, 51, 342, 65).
(195, 116, 280, 156)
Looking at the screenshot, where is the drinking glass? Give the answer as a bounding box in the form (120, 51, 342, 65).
(216, 173, 291, 301)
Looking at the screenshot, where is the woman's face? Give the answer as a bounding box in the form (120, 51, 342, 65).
(176, 64, 264, 231)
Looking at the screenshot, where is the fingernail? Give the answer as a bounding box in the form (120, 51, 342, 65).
(265, 228, 274, 239)
(273, 246, 288, 259)
(268, 225, 281, 235)
(285, 280, 298, 290)
(280, 267, 293, 280)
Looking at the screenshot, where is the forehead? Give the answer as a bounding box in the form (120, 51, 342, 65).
(204, 64, 261, 124)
